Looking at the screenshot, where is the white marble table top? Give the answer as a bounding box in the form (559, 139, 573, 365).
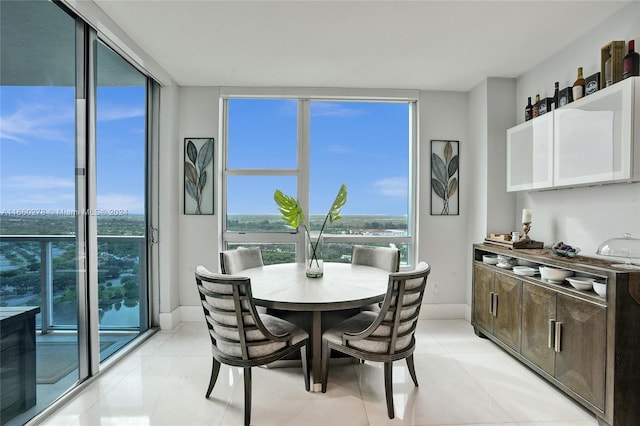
(241, 262, 390, 311)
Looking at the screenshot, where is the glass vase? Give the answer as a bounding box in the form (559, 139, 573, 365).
(306, 235, 323, 278)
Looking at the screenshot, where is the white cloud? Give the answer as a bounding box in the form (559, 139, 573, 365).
(327, 144, 353, 154)
(0, 102, 74, 143)
(2, 175, 75, 189)
(374, 177, 407, 198)
(97, 193, 145, 214)
(97, 105, 145, 121)
(311, 102, 364, 118)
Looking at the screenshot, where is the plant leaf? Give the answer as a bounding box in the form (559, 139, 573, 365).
(184, 162, 198, 185)
(186, 140, 197, 164)
(432, 153, 447, 185)
(185, 179, 198, 201)
(198, 170, 207, 192)
(448, 154, 459, 178)
(327, 184, 347, 223)
(274, 189, 305, 229)
(444, 142, 453, 164)
(448, 177, 458, 197)
(197, 139, 214, 171)
(431, 178, 446, 200)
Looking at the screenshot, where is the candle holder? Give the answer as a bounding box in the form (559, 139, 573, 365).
(521, 222, 531, 241)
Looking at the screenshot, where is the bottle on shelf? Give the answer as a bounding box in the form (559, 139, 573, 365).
(623, 39, 639, 79)
(552, 82, 559, 110)
(532, 94, 540, 118)
(605, 45, 613, 86)
(572, 67, 585, 101)
(525, 97, 533, 121)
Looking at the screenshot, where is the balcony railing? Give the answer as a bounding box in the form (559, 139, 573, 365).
(0, 235, 146, 333)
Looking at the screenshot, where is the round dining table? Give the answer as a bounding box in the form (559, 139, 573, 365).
(241, 262, 390, 391)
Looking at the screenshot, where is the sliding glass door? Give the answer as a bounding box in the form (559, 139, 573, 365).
(0, 1, 152, 424)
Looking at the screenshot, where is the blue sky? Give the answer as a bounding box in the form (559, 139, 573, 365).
(1, 85, 146, 214)
(1, 92, 408, 217)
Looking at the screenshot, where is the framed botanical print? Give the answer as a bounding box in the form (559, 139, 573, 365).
(430, 139, 459, 216)
(184, 137, 214, 215)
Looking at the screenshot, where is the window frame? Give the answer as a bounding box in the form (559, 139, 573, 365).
(220, 88, 419, 268)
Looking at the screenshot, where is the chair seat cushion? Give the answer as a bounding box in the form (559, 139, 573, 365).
(260, 313, 309, 346)
(323, 311, 377, 346)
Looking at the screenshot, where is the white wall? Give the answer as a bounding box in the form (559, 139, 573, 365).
(515, 2, 640, 257)
(418, 91, 469, 318)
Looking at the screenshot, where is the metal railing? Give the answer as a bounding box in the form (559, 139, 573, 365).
(0, 235, 146, 333)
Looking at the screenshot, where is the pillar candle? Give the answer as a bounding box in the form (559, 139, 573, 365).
(522, 209, 532, 223)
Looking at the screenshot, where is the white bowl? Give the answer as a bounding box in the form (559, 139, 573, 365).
(512, 266, 537, 276)
(593, 281, 607, 297)
(539, 266, 574, 283)
(483, 255, 498, 265)
(566, 277, 595, 291)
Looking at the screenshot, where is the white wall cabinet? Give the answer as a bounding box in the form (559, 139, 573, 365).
(507, 112, 553, 191)
(507, 76, 639, 192)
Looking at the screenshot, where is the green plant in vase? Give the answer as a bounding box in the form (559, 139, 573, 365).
(274, 184, 347, 276)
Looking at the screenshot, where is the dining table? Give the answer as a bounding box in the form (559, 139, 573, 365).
(240, 262, 390, 391)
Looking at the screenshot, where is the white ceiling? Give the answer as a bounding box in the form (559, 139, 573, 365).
(93, 0, 633, 91)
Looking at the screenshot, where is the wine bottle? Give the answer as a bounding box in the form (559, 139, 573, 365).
(525, 97, 533, 121)
(552, 82, 559, 110)
(572, 67, 585, 101)
(623, 40, 639, 79)
(532, 94, 540, 118)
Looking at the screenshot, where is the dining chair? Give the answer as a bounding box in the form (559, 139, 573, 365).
(352, 245, 400, 313)
(320, 261, 431, 419)
(351, 244, 400, 273)
(195, 265, 310, 426)
(220, 246, 264, 274)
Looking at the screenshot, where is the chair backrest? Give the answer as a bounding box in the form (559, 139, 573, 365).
(344, 262, 431, 355)
(351, 245, 400, 272)
(195, 265, 289, 361)
(220, 247, 264, 274)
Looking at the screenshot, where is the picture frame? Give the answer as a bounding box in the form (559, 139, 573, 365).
(430, 139, 459, 216)
(184, 137, 214, 215)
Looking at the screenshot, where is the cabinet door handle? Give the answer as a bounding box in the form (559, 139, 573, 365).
(492, 293, 498, 317)
(489, 291, 495, 315)
(554, 321, 562, 352)
(548, 319, 556, 349)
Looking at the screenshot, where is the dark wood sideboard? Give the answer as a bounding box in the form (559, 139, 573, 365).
(1, 306, 40, 423)
(472, 244, 640, 426)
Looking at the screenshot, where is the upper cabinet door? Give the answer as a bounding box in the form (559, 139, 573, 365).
(507, 112, 554, 192)
(553, 77, 635, 187)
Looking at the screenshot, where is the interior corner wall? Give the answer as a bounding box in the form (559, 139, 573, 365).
(158, 84, 180, 317)
(177, 87, 221, 308)
(417, 90, 469, 307)
(514, 2, 640, 256)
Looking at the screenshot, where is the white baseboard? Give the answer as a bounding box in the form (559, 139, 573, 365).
(163, 303, 472, 329)
(419, 303, 468, 320)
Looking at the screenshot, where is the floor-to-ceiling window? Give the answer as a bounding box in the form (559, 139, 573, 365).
(222, 95, 416, 266)
(0, 1, 153, 424)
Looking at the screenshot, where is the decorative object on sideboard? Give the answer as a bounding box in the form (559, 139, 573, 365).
(512, 209, 544, 249)
(537, 97, 552, 115)
(532, 94, 540, 118)
(525, 96, 533, 121)
(596, 233, 640, 270)
(600, 40, 625, 87)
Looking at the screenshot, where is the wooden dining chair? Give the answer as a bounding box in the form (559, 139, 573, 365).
(220, 246, 264, 274)
(195, 265, 310, 426)
(351, 244, 400, 273)
(320, 261, 431, 419)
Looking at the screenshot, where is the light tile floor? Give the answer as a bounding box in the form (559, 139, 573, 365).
(38, 319, 598, 426)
